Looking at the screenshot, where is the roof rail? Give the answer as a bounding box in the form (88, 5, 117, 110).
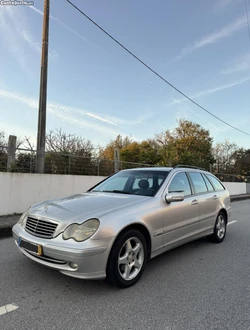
(174, 165, 207, 171)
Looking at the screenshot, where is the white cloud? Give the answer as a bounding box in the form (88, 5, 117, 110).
(221, 54, 250, 74)
(0, 89, 150, 139)
(30, 5, 57, 20)
(170, 97, 201, 120)
(29, 5, 94, 46)
(86, 113, 119, 126)
(165, 76, 250, 107)
(0, 7, 27, 71)
(0, 5, 57, 71)
(191, 76, 250, 98)
(20, 29, 41, 53)
(174, 15, 247, 61)
(208, 122, 221, 132)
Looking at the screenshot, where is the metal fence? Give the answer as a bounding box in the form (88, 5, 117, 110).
(0, 146, 156, 176)
(1, 145, 250, 182)
(213, 172, 250, 183)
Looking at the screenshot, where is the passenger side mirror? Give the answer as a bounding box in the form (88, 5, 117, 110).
(165, 192, 184, 203)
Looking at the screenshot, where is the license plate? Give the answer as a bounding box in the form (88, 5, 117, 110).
(18, 238, 42, 256)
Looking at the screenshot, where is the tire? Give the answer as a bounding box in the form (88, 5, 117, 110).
(107, 229, 147, 288)
(209, 211, 227, 243)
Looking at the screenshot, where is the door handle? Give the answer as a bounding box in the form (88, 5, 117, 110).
(213, 195, 218, 200)
(191, 199, 198, 205)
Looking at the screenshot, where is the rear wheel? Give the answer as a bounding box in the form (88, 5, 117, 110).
(209, 212, 227, 243)
(107, 229, 147, 288)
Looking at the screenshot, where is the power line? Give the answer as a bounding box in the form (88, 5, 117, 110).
(66, 0, 250, 137)
(245, 0, 250, 47)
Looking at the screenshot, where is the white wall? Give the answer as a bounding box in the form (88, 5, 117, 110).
(0, 173, 106, 216)
(223, 182, 246, 196)
(0, 173, 247, 216)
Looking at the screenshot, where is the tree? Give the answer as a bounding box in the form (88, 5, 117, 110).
(98, 134, 134, 174)
(99, 134, 133, 160)
(155, 130, 176, 166)
(45, 129, 95, 175)
(212, 140, 238, 174)
(234, 148, 250, 181)
(155, 119, 214, 169)
(120, 140, 162, 166)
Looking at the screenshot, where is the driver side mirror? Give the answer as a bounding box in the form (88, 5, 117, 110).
(165, 192, 184, 203)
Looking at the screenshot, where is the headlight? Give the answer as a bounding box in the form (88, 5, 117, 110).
(63, 219, 100, 242)
(17, 208, 30, 226)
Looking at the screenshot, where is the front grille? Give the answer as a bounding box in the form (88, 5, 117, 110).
(25, 217, 58, 239)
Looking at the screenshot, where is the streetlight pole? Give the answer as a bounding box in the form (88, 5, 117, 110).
(36, 0, 50, 173)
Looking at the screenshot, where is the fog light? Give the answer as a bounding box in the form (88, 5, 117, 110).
(69, 262, 78, 270)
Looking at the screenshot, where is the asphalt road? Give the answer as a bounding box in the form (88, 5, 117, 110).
(0, 200, 250, 330)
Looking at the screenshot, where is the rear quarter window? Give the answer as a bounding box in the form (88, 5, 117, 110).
(206, 175, 225, 191)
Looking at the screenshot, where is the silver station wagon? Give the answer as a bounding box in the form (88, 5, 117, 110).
(12, 166, 231, 288)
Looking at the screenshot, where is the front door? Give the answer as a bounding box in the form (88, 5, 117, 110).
(162, 172, 200, 247)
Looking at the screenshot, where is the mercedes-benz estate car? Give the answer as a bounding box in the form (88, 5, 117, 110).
(12, 166, 231, 287)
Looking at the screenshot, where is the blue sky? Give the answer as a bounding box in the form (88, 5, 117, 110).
(0, 0, 250, 149)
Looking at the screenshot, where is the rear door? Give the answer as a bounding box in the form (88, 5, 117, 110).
(187, 172, 219, 234)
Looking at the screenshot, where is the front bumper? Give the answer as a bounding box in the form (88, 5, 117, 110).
(12, 224, 114, 280)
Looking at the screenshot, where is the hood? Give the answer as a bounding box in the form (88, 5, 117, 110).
(29, 192, 148, 224)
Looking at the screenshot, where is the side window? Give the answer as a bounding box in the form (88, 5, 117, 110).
(206, 175, 225, 191)
(188, 172, 208, 194)
(168, 172, 192, 196)
(202, 174, 214, 192)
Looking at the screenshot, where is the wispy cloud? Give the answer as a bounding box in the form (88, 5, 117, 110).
(0, 5, 57, 72)
(29, 5, 94, 46)
(221, 54, 250, 74)
(30, 5, 57, 20)
(170, 97, 201, 120)
(20, 29, 41, 52)
(191, 76, 250, 98)
(0, 7, 27, 71)
(173, 15, 247, 61)
(165, 77, 250, 107)
(0, 89, 150, 137)
(208, 122, 221, 132)
(85, 113, 119, 126)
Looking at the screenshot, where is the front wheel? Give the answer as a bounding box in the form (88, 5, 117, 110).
(107, 229, 147, 288)
(209, 212, 227, 243)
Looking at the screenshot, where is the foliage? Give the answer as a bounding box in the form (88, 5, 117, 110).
(155, 119, 214, 169)
(44, 129, 95, 175)
(212, 140, 238, 173)
(234, 148, 250, 179)
(1, 123, 249, 181)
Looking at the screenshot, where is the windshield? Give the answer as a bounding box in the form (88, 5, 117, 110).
(91, 170, 170, 197)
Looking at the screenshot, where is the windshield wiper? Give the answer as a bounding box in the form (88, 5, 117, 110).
(103, 190, 131, 194)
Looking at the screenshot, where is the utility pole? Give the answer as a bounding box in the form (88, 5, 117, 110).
(36, 0, 50, 173)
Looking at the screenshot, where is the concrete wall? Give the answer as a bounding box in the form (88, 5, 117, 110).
(247, 183, 250, 194)
(0, 173, 105, 216)
(223, 182, 246, 196)
(0, 173, 248, 216)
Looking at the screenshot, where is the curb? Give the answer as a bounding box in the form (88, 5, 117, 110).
(231, 196, 250, 202)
